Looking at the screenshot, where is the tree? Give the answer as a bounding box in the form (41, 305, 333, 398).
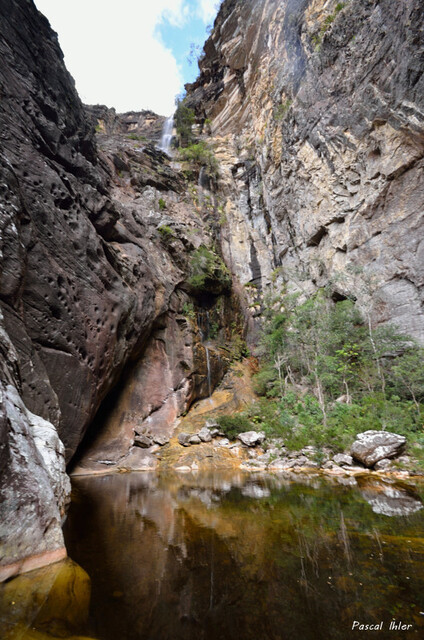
(389, 348, 424, 409)
(175, 99, 195, 147)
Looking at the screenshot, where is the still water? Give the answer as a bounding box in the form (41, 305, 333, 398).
(2, 472, 424, 640)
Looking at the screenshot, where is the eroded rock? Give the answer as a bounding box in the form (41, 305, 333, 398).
(333, 454, 354, 467)
(350, 431, 406, 468)
(198, 427, 212, 442)
(237, 431, 265, 447)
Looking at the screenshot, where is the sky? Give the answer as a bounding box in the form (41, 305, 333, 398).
(34, 0, 220, 115)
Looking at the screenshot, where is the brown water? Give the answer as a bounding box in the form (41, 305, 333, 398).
(2, 472, 424, 640)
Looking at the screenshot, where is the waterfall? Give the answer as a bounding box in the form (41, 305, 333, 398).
(205, 346, 212, 397)
(158, 115, 174, 155)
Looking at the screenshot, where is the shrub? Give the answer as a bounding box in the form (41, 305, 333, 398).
(187, 245, 231, 295)
(216, 415, 252, 440)
(175, 99, 195, 146)
(179, 141, 219, 179)
(158, 198, 166, 210)
(158, 224, 174, 239)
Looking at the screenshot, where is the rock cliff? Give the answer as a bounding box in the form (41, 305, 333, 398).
(0, 0, 233, 576)
(1, 0, 423, 578)
(187, 0, 424, 342)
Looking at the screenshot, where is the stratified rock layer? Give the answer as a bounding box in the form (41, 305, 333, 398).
(187, 0, 424, 342)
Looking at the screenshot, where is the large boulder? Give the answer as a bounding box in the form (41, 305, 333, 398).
(350, 431, 406, 468)
(198, 427, 212, 442)
(237, 431, 265, 447)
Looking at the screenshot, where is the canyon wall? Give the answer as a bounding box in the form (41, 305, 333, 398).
(187, 0, 424, 341)
(0, 0, 231, 577)
(1, 0, 423, 577)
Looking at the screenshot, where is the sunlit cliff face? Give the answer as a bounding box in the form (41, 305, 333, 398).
(187, 0, 424, 343)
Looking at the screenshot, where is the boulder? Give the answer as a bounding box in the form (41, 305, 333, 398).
(134, 434, 153, 449)
(178, 433, 192, 447)
(189, 435, 201, 445)
(374, 458, 392, 471)
(198, 427, 212, 442)
(350, 431, 406, 468)
(333, 454, 354, 467)
(152, 433, 169, 446)
(237, 431, 266, 447)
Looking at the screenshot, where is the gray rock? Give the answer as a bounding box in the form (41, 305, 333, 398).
(351, 431, 406, 468)
(198, 427, 212, 442)
(152, 433, 169, 446)
(237, 431, 266, 447)
(134, 434, 153, 448)
(205, 419, 219, 429)
(374, 458, 393, 471)
(0, 384, 67, 576)
(178, 433, 192, 447)
(333, 453, 354, 467)
(189, 435, 201, 445)
(218, 438, 230, 447)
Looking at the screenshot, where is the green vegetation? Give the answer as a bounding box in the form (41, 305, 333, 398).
(158, 198, 166, 210)
(158, 224, 175, 239)
(187, 245, 231, 295)
(222, 292, 424, 458)
(274, 99, 292, 121)
(182, 301, 196, 322)
(175, 99, 195, 147)
(216, 415, 252, 440)
(179, 141, 219, 179)
(126, 133, 148, 142)
(312, 1, 347, 48)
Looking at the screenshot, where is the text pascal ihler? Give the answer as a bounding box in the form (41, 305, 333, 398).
(352, 621, 413, 631)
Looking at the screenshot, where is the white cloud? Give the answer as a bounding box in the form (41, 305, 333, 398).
(34, 0, 188, 115)
(197, 0, 219, 23)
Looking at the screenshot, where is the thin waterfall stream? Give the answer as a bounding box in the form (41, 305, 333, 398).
(205, 346, 212, 397)
(158, 114, 174, 155)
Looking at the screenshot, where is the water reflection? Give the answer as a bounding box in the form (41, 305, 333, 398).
(2, 472, 423, 640)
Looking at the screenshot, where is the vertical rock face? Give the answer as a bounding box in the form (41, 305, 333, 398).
(0, 0, 233, 573)
(187, 0, 424, 342)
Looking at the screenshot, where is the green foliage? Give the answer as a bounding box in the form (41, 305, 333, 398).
(253, 291, 424, 454)
(158, 224, 174, 239)
(179, 141, 219, 178)
(312, 2, 346, 48)
(175, 99, 195, 146)
(182, 301, 196, 322)
(274, 99, 292, 121)
(126, 133, 147, 141)
(216, 415, 252, 440)
(228, 333, 249, 361)
(158, 198, 166, 210)
(188, 245, 231, 294)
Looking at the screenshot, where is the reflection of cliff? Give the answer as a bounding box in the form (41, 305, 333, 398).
(0, 558, 92, 640)
(59, 473, 424, 640)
